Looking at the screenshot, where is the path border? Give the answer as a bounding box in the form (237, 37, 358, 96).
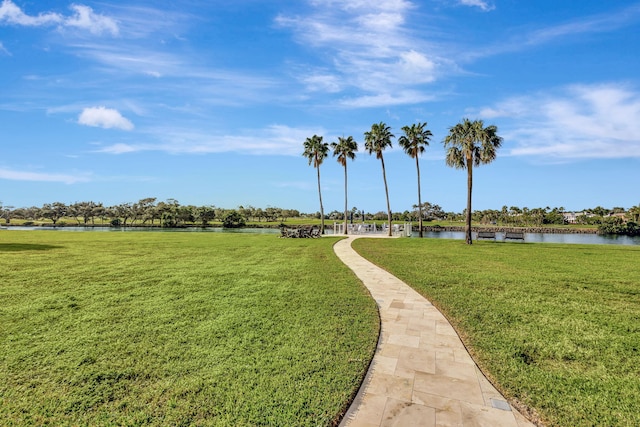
(333, 235, 535, 427)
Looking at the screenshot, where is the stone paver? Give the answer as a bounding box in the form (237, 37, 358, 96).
(334, 236, 535, 427)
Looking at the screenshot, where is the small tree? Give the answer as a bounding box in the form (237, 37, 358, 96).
(42, 202, 67, 225)
(222, 210, 246, 228)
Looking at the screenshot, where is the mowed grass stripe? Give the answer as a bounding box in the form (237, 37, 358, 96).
(0, 231, 379, 426)
(352, 238, 640, 427)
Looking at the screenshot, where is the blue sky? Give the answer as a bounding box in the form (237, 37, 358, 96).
(1, 0, 639, 214)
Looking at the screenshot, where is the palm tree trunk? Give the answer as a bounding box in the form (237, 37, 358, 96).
(343, 163, 348, 235)
(416, 155, 423, 238)
(466, 157, 473, 245)
(317, 164, 325, 234)
(380, 155, 392, 237)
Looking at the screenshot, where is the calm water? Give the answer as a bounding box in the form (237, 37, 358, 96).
(416, 230, 640, 246)
(2, 226, 639, 245)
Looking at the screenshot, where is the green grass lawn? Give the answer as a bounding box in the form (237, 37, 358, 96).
(352, 238, 640, 427)
(0, 231, 379, 426)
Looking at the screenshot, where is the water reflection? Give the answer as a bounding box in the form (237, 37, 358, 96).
(418, 231, 640, 246)
(3, 226, 639, 245)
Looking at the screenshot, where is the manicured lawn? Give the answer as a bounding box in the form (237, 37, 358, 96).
(0, 231, 379, 426)
(352, 238, 640, 427)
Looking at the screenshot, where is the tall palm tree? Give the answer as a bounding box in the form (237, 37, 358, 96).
(443, 118, 503, 244)
(302, 135, 329, 234)
(364, 122, 394, 236)
(398, 122, 432, 238)
(331, 136, 358, 235)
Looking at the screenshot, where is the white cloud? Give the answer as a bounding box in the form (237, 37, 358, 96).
(97, 143, 139, 154)
(458, 0, 494, 12)
(96, 125, 325, 156)
(64, 4, 119, 36)
(0, 0, 61, 26)
(0, 0, 118, 36)
(479, 83, 640, 160)
(398, 50, 436, 80)
(468, 4, 640, 60)
(311, 0, 412, 11)
(302, 73, 343, 93)
(276, 0, 443, 106)
(0, 41, 9, 55)
(0, 168, 90, 184)
(340, 91, 436, 108)
(78, 107, 134, 131)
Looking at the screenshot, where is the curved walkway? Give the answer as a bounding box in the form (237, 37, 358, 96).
(334, 236, 535, 427)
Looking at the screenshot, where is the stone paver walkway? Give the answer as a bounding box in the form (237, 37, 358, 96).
(334, 236, 535, 427)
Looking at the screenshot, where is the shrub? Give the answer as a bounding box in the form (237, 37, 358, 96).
(598, 217, 639, 236)
(222, 210, 246, 228)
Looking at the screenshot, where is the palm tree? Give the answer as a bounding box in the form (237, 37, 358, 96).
(398, 122, 432, 238)
(302, 135, 329, 234)
(331, 136, 358, 235)
(364, 122, 394, 236)
(443, 118, 503, 244)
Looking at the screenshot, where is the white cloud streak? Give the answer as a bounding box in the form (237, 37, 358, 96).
(275, 0, 445, 107)
(479, 83, 640, 160)
(467, 3, 640, 60)
(0, 168, 91, 184)
(340, 91, 436, 108)
(0, 0, 118, 36)
(64, 5, 119, 36)
(96, 125, 325, 157)
(78, 107, 134, 131)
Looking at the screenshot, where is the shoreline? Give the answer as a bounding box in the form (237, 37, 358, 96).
(422, 225, 598, 234)
(2, 223, 599, 234)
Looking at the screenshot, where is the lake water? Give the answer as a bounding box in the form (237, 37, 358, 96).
(415, 230, 640, 246)
(2, 226, 639, 245)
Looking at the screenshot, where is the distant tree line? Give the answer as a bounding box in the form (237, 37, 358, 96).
(0, 198, 302, 228)
(469, 205, 640, 236)
(1, 200, 638, 235)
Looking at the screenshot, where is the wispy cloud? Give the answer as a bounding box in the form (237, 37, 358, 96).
(78, 107, 134, 130)
(64, 4, 119, 36)
(468, 3, 640, 60)
(95, 125, 326, 157)
(0, 0, 119, 36)
(275, 0, 445, 107)
(340, 90, 436, 108)
(528, 3, 640, 45)
(479, 83, 640, 160)
(0, 167, 91, 184)
(74, 42, 277, 94)
(0, 41, 9, 55)
(458, 0, 494, 12)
